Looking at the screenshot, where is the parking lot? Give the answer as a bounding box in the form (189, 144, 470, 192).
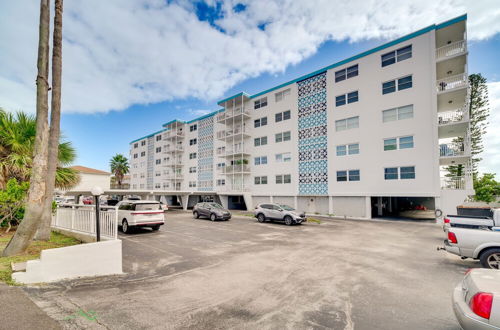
(26, 211, 475, 329)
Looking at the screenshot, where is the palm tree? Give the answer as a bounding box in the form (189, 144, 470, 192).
(0, 110, 79, 190)
(110, 154, 129, 188)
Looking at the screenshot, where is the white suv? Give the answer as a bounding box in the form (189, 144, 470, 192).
(117, 200, 165, 234)
(254, 203, 306, 225)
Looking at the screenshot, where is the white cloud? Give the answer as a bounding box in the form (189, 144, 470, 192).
(0, 0, 499, 115)
(478, 81, 500, 176)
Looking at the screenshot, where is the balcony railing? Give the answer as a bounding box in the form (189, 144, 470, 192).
(220, 185, 250, 192)
(439, 142, 467, 157)
(163, 160, 183, 166)
(225, 148, 248, 155)
(438, 107, 469, 125)
(441, 176, 466, 190)
(217, 127, 249, 139)
(436, 73, 468, 93)
(223, 165, 250, 173)
(164, 131, 184, 139)
(216, 107, 251, 122)
(436, 40, 466, 61)
(164, 146, 184, 153)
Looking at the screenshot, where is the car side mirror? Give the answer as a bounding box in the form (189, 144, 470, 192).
(278, 208, 283, 212)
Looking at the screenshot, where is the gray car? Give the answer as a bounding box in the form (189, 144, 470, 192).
(193, 202, 231, 221)
(254, 203, 306, 225)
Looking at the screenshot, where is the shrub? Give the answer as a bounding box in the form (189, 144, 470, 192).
(0, 179, 29, 232)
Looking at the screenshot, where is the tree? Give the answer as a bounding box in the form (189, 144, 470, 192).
(110, 154, 129, 188)
(2, 0, 51, 257)
(446, 74, 490, 180)
(474, 173, 500, 203)
(0, 110, 79, 189)
(37, 0, 64, 241)
(0, 179, 29, 233)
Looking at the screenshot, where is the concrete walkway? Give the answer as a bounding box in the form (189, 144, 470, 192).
(0, 283, 61, 330)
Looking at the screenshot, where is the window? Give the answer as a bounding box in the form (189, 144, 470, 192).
(347, 91, 358, 103)
(254, 97, 268, 109)
(156, 147, 161, 153)
(141, 141, 146, 146)
(335, 95, 346, 107)
(254, 176, 268, 185)
(383, 75, 412, 94)
(254, 117, 268, 128)
(384, 136, 414, 151)
(275, 110, 291, 122)
(384, 166, 415, 180)
(190, 124, 197, 132)
(217, 179, 225, 186)
(155, 183, 161, 189)
(189, 167, 197, 173)
(381, 45, 412, 67)
(337, 170, 360, 182)
(189, 153, 197, 159)
(155, 172, 161, 177)
(382, 105, 414, 122)
(140, 173, 145, 178)
(336, 91, 358, 107)
(155, 159, 161, 165)
(254, 136, 268, 146)
(275, 131, 291, 143)
(275, 152, 291, 162)
(276, 174, 291, 184)
(133, 153, 138, 159)
(335, 116, 359, 131)
(140, 151, 146, 157)
(134, 143, 138, 148)
(275, 88, 291, 102)
(335, 64, 358, 82)
(189, 181, 197, 188)
(254, 156, 267, 165)
(156, 135, 162, 141)
(189, 138, 197, 146)
(337, 143, 360, 156)
(384, 138, 397, 151)
(217, 163, 226, 169)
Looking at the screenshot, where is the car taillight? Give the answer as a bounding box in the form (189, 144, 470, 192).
(444, 218, 450, 224)
(469, 292, 493, 319)
(448, 232, 458, 244)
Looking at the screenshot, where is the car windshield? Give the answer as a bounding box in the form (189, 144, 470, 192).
(279, 204, 295, 211)
(208, 203, 223, 209)
(135, 203, 161, 211)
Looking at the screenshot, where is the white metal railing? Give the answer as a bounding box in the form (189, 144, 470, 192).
(439, 142, 468, 157)
(164, 145, 183, 153)
(441, 176, 466, 190)
(164, 130, 184, 139)
(52, 204, 118, 240)
(223, 164, 250, 173)
(216, 148, 226, 155)
(217, 107, 250, 122)
(436, 40, 466, 61)
(221, 185, 250, 192)
(438, 107, 469, 125)
(436, 73, 468, 93)
(225, 148, 248, 155)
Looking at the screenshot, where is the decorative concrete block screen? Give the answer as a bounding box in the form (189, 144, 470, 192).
(297, 72, 328, 195)
(197, 116, 214, 191)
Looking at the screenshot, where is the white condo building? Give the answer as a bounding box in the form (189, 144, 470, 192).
(128, 14, 473, 219)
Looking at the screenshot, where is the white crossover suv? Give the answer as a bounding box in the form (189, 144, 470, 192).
(254, 203, 306, 225)
(116, 200, 165, 234)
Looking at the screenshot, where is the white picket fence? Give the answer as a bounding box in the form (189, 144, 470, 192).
(52, 204, 118, 240)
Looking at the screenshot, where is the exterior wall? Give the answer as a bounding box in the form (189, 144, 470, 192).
(71, 173, 111, 191)
(331, 197, 367, 218)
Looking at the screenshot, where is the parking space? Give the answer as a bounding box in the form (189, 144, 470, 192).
(26, 211, 473, 329)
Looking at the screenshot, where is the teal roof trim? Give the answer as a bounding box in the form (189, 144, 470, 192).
(186, 109, 224, 123)
(130, 128, 168, 144)
(162, 119, 186, 128)
(217, 92, 250, 105)
(436, 14, 467, 30)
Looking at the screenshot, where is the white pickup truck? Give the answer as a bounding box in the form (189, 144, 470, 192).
(443, 209, 500, 231)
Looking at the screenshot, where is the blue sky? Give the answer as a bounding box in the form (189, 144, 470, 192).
(1, 1, 499, 174)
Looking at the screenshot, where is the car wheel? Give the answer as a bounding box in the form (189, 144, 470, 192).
(210, 213, 217, 221)
(122, 220, 130, 234)
(480, 248, 500, 269)
(257, 213, 266, 223)
(193, 211, 199, 219)
(151, 225, 160, 231)
(284, 216, 293, 226)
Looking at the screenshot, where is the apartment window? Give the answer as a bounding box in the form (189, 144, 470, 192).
(276, 174, 291, 184)
(189, 138, 197, 146)
(140, 173, 145, 178)
(336, 91, 359, 107)
(190, 124, 197, 132)
(335, 64, 358, 82)
(335, 95, 346, 107)
(133, 153, 138, 159)
(217, 179, 225, 186)
(384, 136, 414, 151)
(155, 183, 161, 189)
(381, 45, 412, 67)
(189, 181, 197, 188)
(134, 143, 138, 148)
(382, 105, 414, 122)
(254, 176, 268, 185)
(254, 97, 268, 109)
(155, 159, 161, 165)
(254, 156, 268, 165)
(275, 131, 291, 143)
(141, 141, 146, 146)
(275, 88, 291, 102)
(156, 135, 162, 141)
(254, 117, 268, 128)
(275, 152, 291, 162)
(217, 163, 226, 169)
(275, 110, 291, 122)
(189, 152, 197, 159)
(254, 136, 268, 146)
(155, 172, 161, 177)
(140, 151, 146, 157)
(335, 116, 359, 131)
(336, 143, 359, 156)
(189, 167, 197, 173)
(384, 166, 415, 180)
(337, 170, 360, 182)
(156, 147, 161, 153)
(383, 75, 412, 94)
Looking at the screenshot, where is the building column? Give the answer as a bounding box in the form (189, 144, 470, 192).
(377, 197, 383, 217)
(270, 195, 273, 203)
(294, 196, 298, 210)
(364, 196, 372, 219)
(328, 196, 334, 215)
(181, 195, 188, 211)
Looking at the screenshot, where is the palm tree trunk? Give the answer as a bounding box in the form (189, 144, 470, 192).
(36, 0, 63, 241)
(2, 0, 51, 256)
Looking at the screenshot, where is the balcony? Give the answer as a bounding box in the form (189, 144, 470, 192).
(222, 148, 251, 158)
(439, 141, 470, 165)
(164, 174, 183, 180)
(440, 176, 473, 191)
(219, 184, 250, 192)
(216, 107, 251, 124)
(436, 73, 468, 94)
(163, 160, 183, 167)
(438, 107, 469, 138)
(223, 165, 251, 174)
(216, 127, 251, 141)
(163, 131, 184, 140)
(436, 40, 466, 62)
(163, 146, 184, 153)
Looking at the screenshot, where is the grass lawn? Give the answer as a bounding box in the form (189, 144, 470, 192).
(0, 231, 81, 285)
